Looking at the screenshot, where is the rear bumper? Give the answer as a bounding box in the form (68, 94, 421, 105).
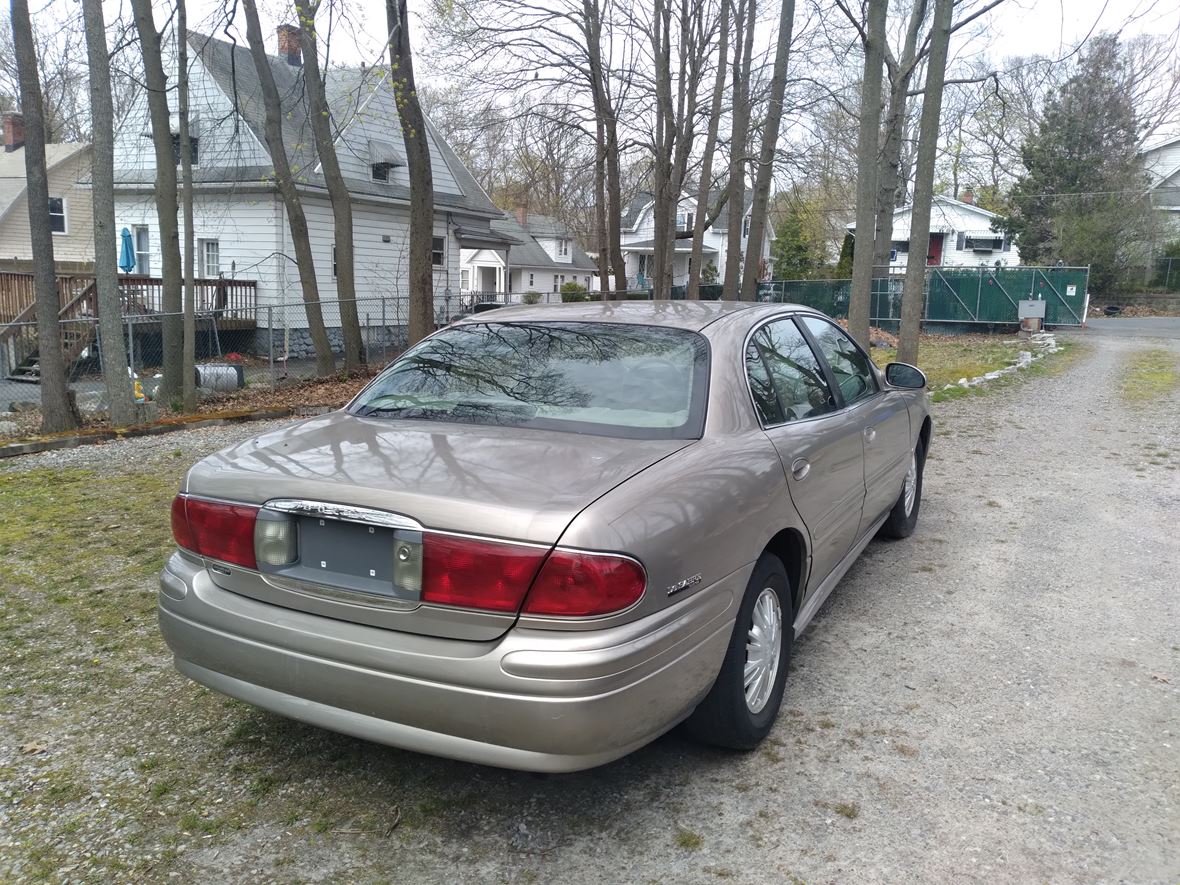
(158, 553, 742, 772)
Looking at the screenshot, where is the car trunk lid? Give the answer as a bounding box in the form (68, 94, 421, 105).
(185, 412, 688, 640)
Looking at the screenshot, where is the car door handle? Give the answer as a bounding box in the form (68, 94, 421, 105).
(864, 426, 877, 444)
(790, 458, 810, 481)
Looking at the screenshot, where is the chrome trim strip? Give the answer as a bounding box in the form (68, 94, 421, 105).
(263, 499, 424, 531)
(261, 573, 422, 611)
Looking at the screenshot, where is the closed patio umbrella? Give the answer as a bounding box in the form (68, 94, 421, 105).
(119, 227, 136, 273)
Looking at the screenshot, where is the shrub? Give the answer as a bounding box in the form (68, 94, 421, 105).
(560, 281, 589, 303)
(522, 291, 542, 305)
(700, 261, 719, 284)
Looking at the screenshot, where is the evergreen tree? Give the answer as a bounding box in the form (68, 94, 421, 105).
(1001, 35, 1154, 294)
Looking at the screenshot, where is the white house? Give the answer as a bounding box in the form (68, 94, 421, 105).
(112, 26, 504, 355)
(849, 193, 1020, 271)
(619, 189, 772, 290)
(0, 117, 94, 271)
(1141, 135, 1180, 233)
(460, 209, 597, 301)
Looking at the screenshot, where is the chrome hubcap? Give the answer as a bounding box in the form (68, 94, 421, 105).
(744, 588, 782, 713)
(903, 451, 918, 516)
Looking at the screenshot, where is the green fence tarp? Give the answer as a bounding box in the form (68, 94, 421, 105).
(757, 266, 1089, 326)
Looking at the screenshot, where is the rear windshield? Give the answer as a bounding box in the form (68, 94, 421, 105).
(350, 321, 710, 439)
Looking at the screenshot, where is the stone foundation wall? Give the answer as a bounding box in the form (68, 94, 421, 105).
(253, 325, 409, 361)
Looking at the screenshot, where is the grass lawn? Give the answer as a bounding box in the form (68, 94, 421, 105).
(871, 334, 1081, 402)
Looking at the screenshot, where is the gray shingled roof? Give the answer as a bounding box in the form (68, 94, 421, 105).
(120, 31, 496, 215)
(621, 188, 753, 231)
(489, 212, 597, 271)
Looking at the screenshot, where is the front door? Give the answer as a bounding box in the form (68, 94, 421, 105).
(926, 233, 944, 266)
(746, 317, 866, 595)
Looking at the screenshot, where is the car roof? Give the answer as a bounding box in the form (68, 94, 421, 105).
(453, 300, 818, 332)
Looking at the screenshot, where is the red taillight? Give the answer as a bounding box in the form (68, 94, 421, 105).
(523, 550, 646, 617)
(171, 494, 259, 569)
(421, 534, 547, 612)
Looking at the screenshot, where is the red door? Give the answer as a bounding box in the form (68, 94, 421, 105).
(926, 233, 944, 266)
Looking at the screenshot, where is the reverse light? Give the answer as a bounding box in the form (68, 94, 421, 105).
(254, 510, 297, 567)
(522, 550, 647, 617)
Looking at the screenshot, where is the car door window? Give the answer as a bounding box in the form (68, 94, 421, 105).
(747, 320, 836, 424)
(801, 317, 878, 406)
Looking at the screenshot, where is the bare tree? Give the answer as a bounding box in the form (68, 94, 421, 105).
(0, 8, 89, 142)
(11, 0, 76, 431)
(178, 0, 197, 412)
(81, 0, 134, 427)
(723, 0, 756, 298)
(240, 0, 335, 375)
(296, 0, 365, 370)
(898, 0, 953, 364)
(386, 0, 434, 345)
(686, 0, 729, 299)
(130, 0, 184, 402)
(870, 0, 927, 269)
(846, 0, 888, 348)
(740, 0, 796, 300)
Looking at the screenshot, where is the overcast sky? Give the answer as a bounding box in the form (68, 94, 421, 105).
(160, 0, 1177, 69)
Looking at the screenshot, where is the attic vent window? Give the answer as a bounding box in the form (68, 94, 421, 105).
(170, 133, 199, 167)
(371, 162, 393, 182)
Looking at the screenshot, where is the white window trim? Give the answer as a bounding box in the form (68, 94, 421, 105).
(432, 235, 446, 269)
(49, 197, 68, 235)
(199, 239, 220, 278)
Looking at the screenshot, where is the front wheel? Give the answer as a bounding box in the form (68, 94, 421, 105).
(686, 554, 793, 750)
(879, 440, 925, 539)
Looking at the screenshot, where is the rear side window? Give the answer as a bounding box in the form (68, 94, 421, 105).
(801, 317, 878, 406)
(350, 321, 709, 439)
(746, 319, 836, 424)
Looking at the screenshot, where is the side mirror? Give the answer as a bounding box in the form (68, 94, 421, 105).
(885, 362, 927, 389)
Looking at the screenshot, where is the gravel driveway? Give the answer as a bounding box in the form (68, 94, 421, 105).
(1, 331, 1177, 884)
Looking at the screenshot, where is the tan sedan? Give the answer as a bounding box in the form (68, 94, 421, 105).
(159, 301, 931, 771)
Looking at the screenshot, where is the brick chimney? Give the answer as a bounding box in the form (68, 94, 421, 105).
(514, 206, 529, 226)
(959, 187, 975, 205)
(277, 24, 302, 66)
(3, 112, 25, 152)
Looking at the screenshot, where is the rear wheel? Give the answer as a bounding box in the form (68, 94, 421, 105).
(879, 439, 925, 539)
(686, 554, 792, 750)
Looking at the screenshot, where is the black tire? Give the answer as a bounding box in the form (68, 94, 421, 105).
(879, 438, 925, 540)
(686, 554, 793, 750)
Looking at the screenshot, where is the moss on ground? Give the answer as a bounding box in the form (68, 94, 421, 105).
(1121, 348, 1180, 403)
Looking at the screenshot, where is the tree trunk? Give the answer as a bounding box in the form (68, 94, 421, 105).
(594, 115, 610, 292)
(687, 0, 729, 300)
(386, 0, 435, 345)
(241, 0, 335, 375)
(178, 0, 196, 413)
(11, 0, 76, 432)
(130, 0, 184, 401)
(740, 0, 796, 301)
(297, 0, 365, 370)
(81, 0, 134, 427)
(651, 0, 675, 299)
(724, 0, 756, 299)
(898, 0, 953, 365)
(847, 0, 888, 348)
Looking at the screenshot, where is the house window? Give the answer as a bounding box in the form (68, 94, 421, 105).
(557, 238, 569, 257)
(169, 133, 199, 166)
(48, 197, 66, 234)
(528, 272, 534, 288)
(134, 226, 150, 275)
(461, 269, 469, 289)
(432, 236, 445, 267)
(371, 162, 392, 182)
(199, 239, 220, 278)
(677, 211, 694, 231)
(742, 215, 750, 239)
(553, 275, 560, 293)
(332, 245, 337, 279)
